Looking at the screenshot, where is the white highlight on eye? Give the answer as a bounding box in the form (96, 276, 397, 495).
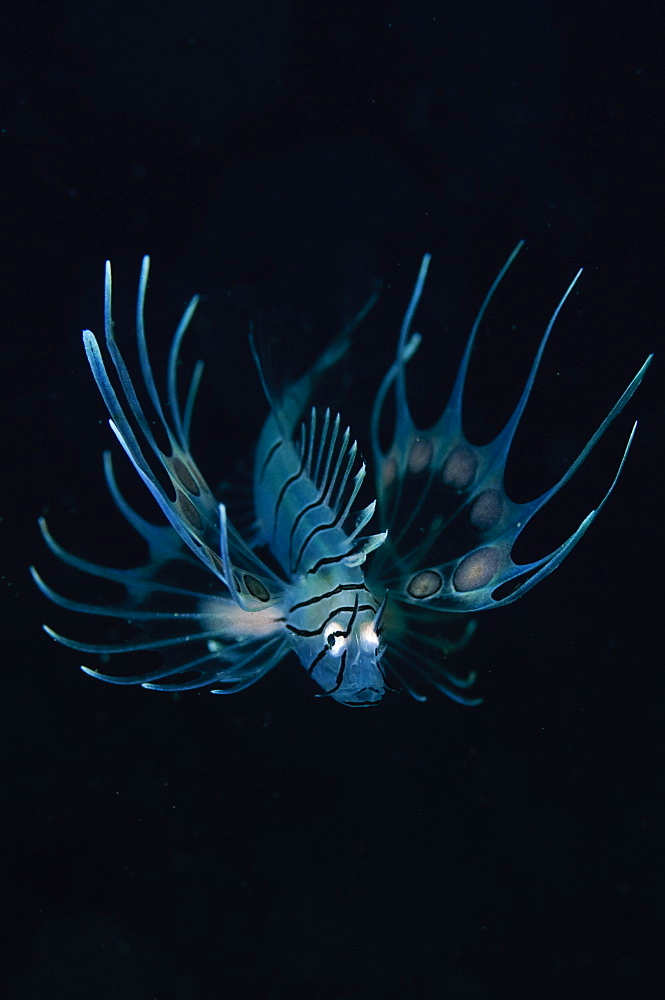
(358, 621, 380, 653)
(325, 622, 348, 658)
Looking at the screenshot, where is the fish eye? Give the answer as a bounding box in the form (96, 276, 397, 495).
(325, 622, 347, 658)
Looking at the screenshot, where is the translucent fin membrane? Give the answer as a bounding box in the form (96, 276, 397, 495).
(34, 462, 287, 692)
(35, 249, 650, 706)
(370, 244, 652, 612)
(82, 257, 284, 613)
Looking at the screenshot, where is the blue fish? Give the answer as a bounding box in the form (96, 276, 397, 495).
(33, 244, 651, 706)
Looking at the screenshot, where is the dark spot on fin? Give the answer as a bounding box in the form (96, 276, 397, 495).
(176, 490, 204, 531)
(407, 570, 443, 599)
(172, 456, 200, 496)
(469, 489, 504, 533)
(453, 548, 500, 592)
(441, 445, 478, 491)
(244, 574, 271, 602)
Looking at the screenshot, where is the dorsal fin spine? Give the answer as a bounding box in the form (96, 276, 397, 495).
(312, 409, 331, 484)
(323, 426, 351, 506)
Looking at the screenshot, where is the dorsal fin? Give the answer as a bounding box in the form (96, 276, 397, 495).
(250, 286, 380, 442)
(285, 407, 386, 574)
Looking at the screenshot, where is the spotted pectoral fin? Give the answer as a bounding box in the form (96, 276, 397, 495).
(389, 415, 641, 611)
(370, 247, 527, 539)
(369, 247, 651, 613)
(83, 257, 285, 609)
(217, 504, 285, 611)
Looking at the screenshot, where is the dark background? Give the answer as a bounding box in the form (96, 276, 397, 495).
(2, 1, 661, 997)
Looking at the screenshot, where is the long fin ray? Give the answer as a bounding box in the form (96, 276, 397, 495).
(84, 261, 286, 608)
(387, 417, 641, 612)
(370, 248, 651, 620)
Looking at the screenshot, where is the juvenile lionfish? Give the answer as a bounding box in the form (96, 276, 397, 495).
(33, 244, 651, 706)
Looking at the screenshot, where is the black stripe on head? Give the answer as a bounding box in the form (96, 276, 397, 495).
(289, 582, 368, 613)
(327, 650, 347, 693)
(307, 647, 327, 675)
(286, 603, 376, 638)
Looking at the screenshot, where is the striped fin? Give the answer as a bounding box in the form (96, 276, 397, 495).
(289, 407, 385, 575)
(84, 257, 284, 612)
